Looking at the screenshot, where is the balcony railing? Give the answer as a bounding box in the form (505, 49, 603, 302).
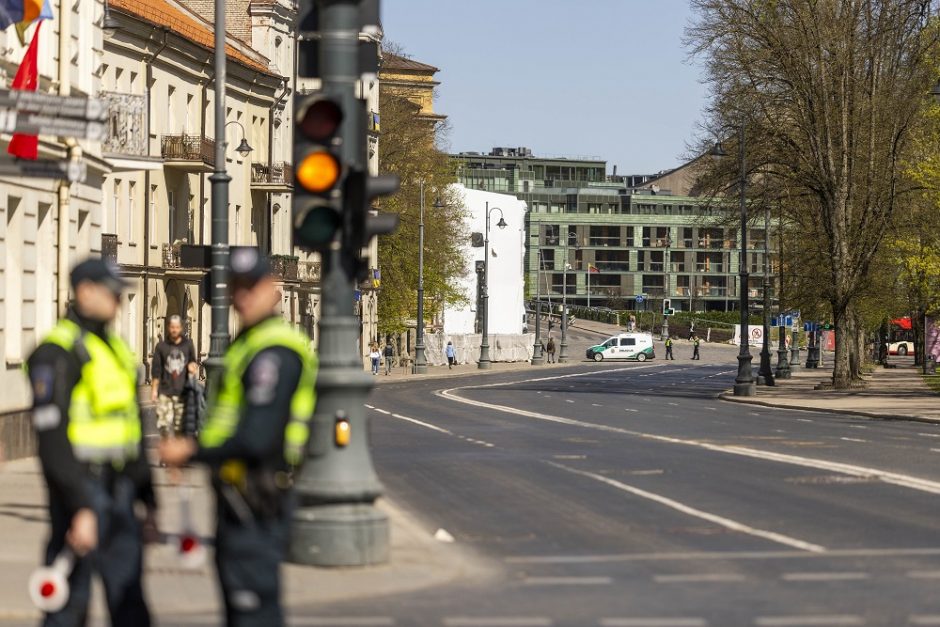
(162, 243, 182, 269)
(102, 233, 118, 264)
(251, 162, 293, 186)
(100, 92, 147, 157)
(269, 255, 298, 281)
(161, 135, 215, 166)
(298, 261, 321, 284)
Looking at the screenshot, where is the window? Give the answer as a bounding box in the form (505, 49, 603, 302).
(625, 226, 634, 247)
(234, 205, 241, 244)
(543, 225, 560, 246)
(168, 191, 175, 241)
(620, 338, 636, 347)
(112, 179, 121, 237)
(5, 196, 23, 363)
(149, 185, 157, 242)
(127, 181, 135, 242)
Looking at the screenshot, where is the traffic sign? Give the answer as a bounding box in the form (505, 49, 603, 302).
(635, 294, 645, 304)
(0, 89, 107, 121)
(0, 109, 106, 141)
(0, 157, 86, 182)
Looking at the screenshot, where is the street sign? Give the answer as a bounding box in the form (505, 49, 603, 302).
(0, 109, 106, 141)
(0, 157, 86, 182)
(635, 294, 645, 304)
(0, 89, 108, 121)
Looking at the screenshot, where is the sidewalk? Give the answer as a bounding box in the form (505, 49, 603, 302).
(0, 458, 492, 624)
(720, 362, 940, 424)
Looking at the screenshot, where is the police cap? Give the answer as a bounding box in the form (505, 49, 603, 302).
(229, 248, 271, 290)
(70, 258, 129, 296)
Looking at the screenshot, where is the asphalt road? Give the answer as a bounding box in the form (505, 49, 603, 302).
(304, 345, 940, 627)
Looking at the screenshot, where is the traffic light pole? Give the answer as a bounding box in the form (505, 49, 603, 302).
(290, 0, 388, 567)
(206, 0, 231, 388)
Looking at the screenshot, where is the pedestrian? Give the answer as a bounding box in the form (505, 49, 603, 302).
(546, 336, 556, 363)
(369, 344, 381, 375)
(384, 341, 394, 375)
(151, 314, 199, 438)
(664, 336, 675, 360)
(628, 313, 637, 332)
(445, 341, 456, 369)
(691, 334, 701, 360)
(26, 258, 157, 626)
(160, 248, 317, 627)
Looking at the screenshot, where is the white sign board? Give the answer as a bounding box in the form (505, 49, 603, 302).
(732, 324, 764, 346)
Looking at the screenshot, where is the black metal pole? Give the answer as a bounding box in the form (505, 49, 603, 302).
(206, 0, 230, 389)
(559, 232, 570, 363)
(775, 205, 791, 379)
(758, 206, 774, 385)
(478, 202, 492, 369)
(414, 181, 427, 373)
(734, 123, 756, 396)
(532, 238, 544, 365)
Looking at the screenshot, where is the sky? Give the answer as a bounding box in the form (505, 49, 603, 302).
(382, 0, 710, 175)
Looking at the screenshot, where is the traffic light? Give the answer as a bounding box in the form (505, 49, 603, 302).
(293, 96, 345, 249)
(662, 298, 675, 316)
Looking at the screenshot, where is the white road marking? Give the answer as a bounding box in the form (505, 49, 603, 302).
(907, 570, 940, 579)
(796, 419, 814, 423)
(839, 437, 867, 443)
(438, 384, 940, 496)
(781, 572, 869, 581)
(919, 433, 940, 438)
(434, 528, 455, 543)
(505, 547, 940, 564)
(848, 425, 868, 430)
(547, 461, 824, 552)
(668, 402, 679, 406)
(600, 619, 707, 627)
(373, 408, 391, 415)
(389, 413, 452, 435)
(625, 408, 639, 412)
(930, 448, 940, 453)
(364, 404, 375, 409)
(443, 619, 553, 627)
(565, 399, 575, 403)
(910, 617, 940, 625)
(292, 619, 395, 626)
(753, 617, 864, 626)
(705, 407, 717, 411)
(592, 403, 603, 407)
(654, 573, 746, 583)
(553, 455, 586, 460)
(522, 576, 612, 585)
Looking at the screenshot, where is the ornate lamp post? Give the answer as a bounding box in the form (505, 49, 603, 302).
(412, 182, 440, 374)
(775, 205, 791, 378)
(532, 234, 544, 365)
(478, 203, 507, 369)
(711, 127, 756, 396)
(757, 206, 775, 385)
(558, 230, 577, 363)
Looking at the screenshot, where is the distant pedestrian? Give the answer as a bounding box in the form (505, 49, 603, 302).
(691, 334, 701, 360)
(152, 314, 199, 438)
(664, 337, 675, 360)
(546, 336, 556, 363)
(384, 341, 394, 375)
(445, 341, 457, 369)
(369, 344, 381, 375)
(628, 314, 637, 332)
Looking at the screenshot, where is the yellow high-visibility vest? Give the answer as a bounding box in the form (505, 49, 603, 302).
(200, 317, 317, 467)
(37, 319, 141, 463)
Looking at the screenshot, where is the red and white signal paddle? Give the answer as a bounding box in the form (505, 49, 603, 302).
(28, 548, 74, 613)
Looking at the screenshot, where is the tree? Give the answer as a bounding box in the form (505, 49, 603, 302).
(376, 51, 468, 336)
(687, 0, 940, 388)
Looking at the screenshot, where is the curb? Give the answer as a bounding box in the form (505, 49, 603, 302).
(718, 392, 940, 425)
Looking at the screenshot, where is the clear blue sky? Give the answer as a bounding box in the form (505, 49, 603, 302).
(382, 0, 709, 175)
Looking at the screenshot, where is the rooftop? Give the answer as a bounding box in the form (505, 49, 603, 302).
(382, 52, 440, 73)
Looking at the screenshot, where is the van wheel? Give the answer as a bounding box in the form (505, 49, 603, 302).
(636, 353, 647, 362)
(593, 352, 604, 362)
(899, 345, 908, 356)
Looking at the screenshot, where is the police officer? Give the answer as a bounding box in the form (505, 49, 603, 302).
(691, 334, 701, 360)
(27, 258, 156, 626)
(159, 249, 317, 627)
(664, 336, 675, 360)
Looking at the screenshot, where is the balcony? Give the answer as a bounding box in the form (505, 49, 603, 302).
(162, 243, 183, 269)
(269, 255, 298, 281)
(102, 233, 118, 264)
(251, 162, 293, 193)
(298, 261, 322, 284)
(101, 92, 147, 158)
(161, 135, 215, 171)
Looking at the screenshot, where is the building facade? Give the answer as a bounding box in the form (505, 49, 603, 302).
(453, 148, 774, 313)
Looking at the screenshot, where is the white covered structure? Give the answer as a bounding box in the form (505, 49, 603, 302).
(430, 185, 532, 364)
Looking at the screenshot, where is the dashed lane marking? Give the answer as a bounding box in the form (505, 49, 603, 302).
(910, 617, 940, 625)
(522, 576, 612, 585)
(443, 619, 553, 627)
(907, 570, 940, 579)
(753, 617, 864, 626)
(839, 437, 867, 443)
(919, 433, 940, 438)
(390, 413, 453, 435)
(505, 547, 940, 565)
(438, 382, 940, 497)
(653, 573, 746, 583)
(781, 572, 869, 581)
(547, 461, 825, 553)
(599, 619, 708, 627)
(289, 619, 395, 626)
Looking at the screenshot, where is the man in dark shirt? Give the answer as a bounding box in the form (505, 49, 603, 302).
(151, 315, 198, 437)
(160, 249, 316, 626)
(27, 258, 156, 626)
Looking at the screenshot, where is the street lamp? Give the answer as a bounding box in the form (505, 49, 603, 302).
(711, 127, 756, 396)
(531, 234, 545, 365)
(775, 205, 791, 379)
(224, 120, 253, 158)
(558, 230, 577, 363)
(478, 203, 507, 369)
(102, 0, 121, 33)
(413, 184, 439, 374)
(662, 234, 672, 340)
(757, 206, 775, 386)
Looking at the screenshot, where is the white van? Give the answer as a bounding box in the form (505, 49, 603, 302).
(585, 333, 655, 362)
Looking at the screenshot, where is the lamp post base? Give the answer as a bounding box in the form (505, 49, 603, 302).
(290, 504, 389, 567)
(531, 344, 544, 365)
(775, 349, 792, 379)
(734, 354, 756, 396)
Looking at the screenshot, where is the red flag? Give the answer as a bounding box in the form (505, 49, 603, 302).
(7, 20, 42, 160)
